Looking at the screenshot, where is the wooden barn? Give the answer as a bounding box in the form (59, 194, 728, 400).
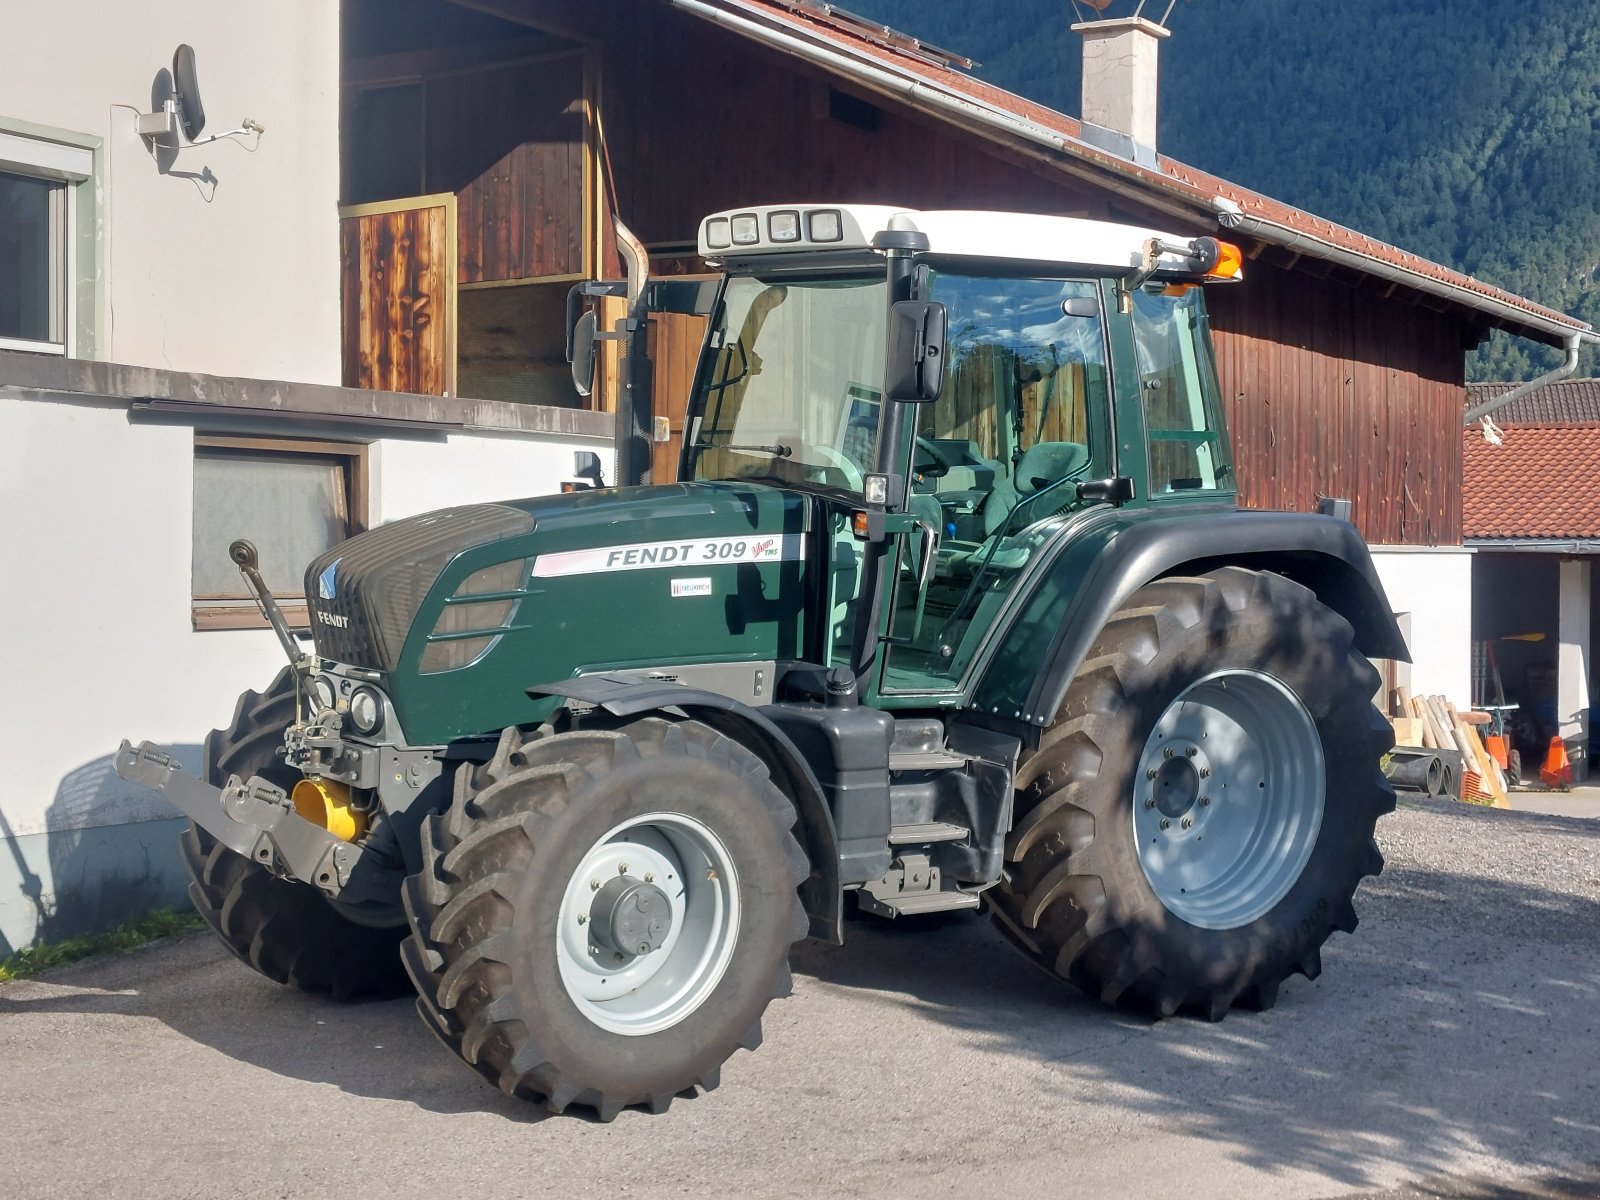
(337, 0, 1590, 701)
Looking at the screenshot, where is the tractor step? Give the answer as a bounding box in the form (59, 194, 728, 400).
(888, 821, 970, 845)
(857, 888, 982, 918)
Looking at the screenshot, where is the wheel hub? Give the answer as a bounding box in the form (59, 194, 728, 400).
(589, 875, 673, 958)
(1132, 671, 1325, 930)
(1151, 748, 1204, 819)
(556, 813, 741, 1037)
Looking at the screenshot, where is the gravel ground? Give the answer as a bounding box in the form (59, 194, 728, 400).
(1, 796, 1598, 1199)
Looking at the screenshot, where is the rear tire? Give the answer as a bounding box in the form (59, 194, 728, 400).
(182, 668, 410, 1000)
(402, 717, 809, 1119)
(989, 568, 1394, 1018)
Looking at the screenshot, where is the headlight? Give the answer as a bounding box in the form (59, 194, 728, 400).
(310, 675, 338, 712)
(348, 687, 383, 736)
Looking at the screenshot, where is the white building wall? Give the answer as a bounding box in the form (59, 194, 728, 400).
(0, 1, 340, 384)
(1558, 559, 1591, 780)
(1369, 546, 1474, 707)
(0, 389, 611, 952)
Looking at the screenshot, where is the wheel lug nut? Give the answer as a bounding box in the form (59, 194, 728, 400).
(1160, 818, 1171, 830)
(1163, 747, 1174, 759)
(1185, 746, 1197, 757)
(644, 872, 654, 883)
(613, 952, 626, 963)
(1181, 816, 1193, 829)
(590, 879, 601, 891)
(1200, 796, 1210, 806)
(1146, 768, 1158, 780)
(618, 862, 629, 874)
(577, 913, 587, 925)
(1199, 767, 1211, 778)
(1144, 798, 1156, 809)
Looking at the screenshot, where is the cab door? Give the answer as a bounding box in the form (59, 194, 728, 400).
(876, 274, 1116, 700)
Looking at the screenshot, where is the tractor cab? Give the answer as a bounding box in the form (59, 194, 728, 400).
(659, 203, 1244, 697)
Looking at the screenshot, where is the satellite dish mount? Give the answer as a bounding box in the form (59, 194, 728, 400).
(136, 44, 264, 148)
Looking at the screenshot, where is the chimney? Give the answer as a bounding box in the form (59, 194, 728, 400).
(1072, 14, 1170, 168)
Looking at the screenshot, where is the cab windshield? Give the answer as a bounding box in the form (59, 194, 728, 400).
(687, 274, 887, 494)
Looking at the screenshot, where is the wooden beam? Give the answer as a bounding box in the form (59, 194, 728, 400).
(345, 37, 572, 86)
(444, 0, 599, 45)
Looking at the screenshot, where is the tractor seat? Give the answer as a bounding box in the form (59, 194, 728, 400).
(979, 441, 1091, 539)
(943, 441, 1091, 577)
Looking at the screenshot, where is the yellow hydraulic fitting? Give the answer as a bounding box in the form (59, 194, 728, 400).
(291, 776, 367, 842)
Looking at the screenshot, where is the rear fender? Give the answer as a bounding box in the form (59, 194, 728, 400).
(528, 675, 843, 944)
(972, 509, 1409, 729)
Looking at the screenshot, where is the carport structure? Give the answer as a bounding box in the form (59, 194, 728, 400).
(1464, 409, 1600, 780)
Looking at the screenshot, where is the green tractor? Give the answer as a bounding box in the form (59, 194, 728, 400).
(117, 203, 1402, 1119)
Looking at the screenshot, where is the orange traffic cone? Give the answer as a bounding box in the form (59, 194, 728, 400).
(1540, 736, 1573, 790)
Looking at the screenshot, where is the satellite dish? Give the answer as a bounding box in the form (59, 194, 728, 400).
(172, 44, 207, 142)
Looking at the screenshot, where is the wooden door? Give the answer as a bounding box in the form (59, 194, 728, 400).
(650, 311, 709, 483)
(339, 194, 457, 396)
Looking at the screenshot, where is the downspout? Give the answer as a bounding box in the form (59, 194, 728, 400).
(1463, 332, 1583, 425)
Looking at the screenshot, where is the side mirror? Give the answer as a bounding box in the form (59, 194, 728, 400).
(569, 310, 598, 398)
(885, 300, 947, 404)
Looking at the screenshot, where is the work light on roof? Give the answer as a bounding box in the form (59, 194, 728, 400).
(768, 210, 801, 243)
(731, 214, 761, 245)
(704, 217, 732, 250)
(807, 209, 843, 242)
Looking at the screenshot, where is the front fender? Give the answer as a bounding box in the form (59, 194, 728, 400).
(972, 508, 1409, 728)
(528, 675, 843, 944)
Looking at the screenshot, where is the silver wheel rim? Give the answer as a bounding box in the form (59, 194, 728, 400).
(556, 812, 740, 1036)
(1132, 670, 1325, 930)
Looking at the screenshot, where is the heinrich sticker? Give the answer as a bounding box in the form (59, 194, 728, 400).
(533, 534, 800, 579)
(671, 577, 713, 598)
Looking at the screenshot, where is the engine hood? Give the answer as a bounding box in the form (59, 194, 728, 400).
(306, 481, 815, 743)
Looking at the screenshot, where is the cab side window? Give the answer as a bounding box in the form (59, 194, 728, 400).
(1131, 286, 1231, 495)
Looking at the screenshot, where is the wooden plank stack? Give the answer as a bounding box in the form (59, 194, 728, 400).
(1390, 687, 1509, 808)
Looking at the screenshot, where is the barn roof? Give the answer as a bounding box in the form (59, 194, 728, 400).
(674, 0, 1592, 347)
(1463, 423, 1600, 542)
(1466, 379, 1600, 426)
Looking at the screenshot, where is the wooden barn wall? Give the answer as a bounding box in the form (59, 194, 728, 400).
(422, 52, 586, 283)
(593, 7, 1118, 252)
(1207, 262, 1465, 546)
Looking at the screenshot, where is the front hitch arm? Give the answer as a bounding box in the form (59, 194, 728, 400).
(228, 539, 306, 668)
(113, 740, 397, 905)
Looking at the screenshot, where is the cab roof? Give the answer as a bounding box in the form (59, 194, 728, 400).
(699, 203, 1217, 276)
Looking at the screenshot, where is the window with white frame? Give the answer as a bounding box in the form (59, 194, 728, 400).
(0, 129, 93, 356)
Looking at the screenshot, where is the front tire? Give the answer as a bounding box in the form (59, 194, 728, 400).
(989, 568, 1394, 1018)
(402, 717, 809, 1119)
(183, 669, 410, 1000)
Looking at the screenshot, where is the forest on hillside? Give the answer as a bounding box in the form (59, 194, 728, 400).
(848, 0, 1600, 379)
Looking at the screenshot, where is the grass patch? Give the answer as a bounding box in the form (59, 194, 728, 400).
(0, 908, 205, 983)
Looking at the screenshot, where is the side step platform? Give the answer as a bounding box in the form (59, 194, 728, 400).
(856, 824, 984, 918)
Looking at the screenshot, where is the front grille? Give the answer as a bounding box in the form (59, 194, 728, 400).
(304, 505, 535, 670)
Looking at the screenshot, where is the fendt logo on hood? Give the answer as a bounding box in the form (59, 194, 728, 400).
(532, 535, 802, 579)
(317, 559, 340, 600)
(315, 609, 350, 629)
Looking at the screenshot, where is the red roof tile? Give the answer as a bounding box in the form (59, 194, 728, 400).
(1467, 379, 1600, 425)
(1463, 423, 1600, 539)
(709, 0, 1588, 340)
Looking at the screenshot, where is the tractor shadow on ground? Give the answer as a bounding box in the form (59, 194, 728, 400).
(795, 814, 1600, 1192)
(3, 804, 1599, 1180)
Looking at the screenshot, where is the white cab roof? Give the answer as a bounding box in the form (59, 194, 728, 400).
(698, 202, 1209, 274)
